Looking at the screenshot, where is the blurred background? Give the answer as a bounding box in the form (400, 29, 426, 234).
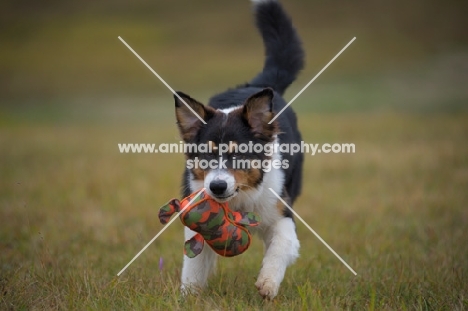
(1, 0, 467, 113)
(1, 0, 467, 309)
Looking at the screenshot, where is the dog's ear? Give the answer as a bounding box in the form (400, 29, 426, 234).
(175, 92, 214, 142)
(242, 88, 278, 141)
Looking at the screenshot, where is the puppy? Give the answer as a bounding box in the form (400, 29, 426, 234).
(174, 0, 304, 300)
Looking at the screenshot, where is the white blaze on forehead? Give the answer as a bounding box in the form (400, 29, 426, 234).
(219, 106, 242, 115)
(219, 105, 242, 127)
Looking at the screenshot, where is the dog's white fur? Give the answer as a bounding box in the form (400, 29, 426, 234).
(183, 130, 300, 299)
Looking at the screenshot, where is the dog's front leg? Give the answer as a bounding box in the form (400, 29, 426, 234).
(256, 217, 300, 300)
(180, 227, 217, 294)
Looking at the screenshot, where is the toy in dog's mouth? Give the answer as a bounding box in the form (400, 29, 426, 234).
(158, 188, 260, 258)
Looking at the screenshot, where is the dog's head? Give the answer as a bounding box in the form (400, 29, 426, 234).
(175, 88, 279, 202)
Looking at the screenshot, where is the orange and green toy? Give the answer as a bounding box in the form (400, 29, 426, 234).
(158, 189, 261, 258)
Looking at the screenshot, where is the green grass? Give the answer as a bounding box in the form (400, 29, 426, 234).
(1, 98, 467, 309)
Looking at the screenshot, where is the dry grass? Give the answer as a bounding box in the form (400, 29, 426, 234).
(2, 0, 467, 308)
(1, 102, 467, 310)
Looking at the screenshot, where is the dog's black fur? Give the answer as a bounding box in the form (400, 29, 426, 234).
(175, 0, 304, 206)
(175, 0, 306, 299)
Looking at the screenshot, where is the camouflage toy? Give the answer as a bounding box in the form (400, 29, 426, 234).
(158, 189, 261, 258)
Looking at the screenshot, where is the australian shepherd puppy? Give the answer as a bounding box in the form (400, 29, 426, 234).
(174, 0, 304, 300)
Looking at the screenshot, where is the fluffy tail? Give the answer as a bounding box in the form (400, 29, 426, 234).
(250, 0, 305, 95)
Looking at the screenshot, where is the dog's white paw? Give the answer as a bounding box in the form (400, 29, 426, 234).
(180, 283, 202, 297)
(255, 277, 279, 300)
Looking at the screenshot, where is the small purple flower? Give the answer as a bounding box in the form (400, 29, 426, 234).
(159, 257, 163, 271)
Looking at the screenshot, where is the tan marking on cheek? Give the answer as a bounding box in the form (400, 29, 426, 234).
(230, 168, 262, 190)
(246, 168, 262, 187)
(234, 171, 250, 190)
(192, 167, 205, 180)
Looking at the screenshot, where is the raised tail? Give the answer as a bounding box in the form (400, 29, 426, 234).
(250, 0, 305, 95)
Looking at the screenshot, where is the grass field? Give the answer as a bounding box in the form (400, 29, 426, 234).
(1, 0, 468, 309)
(1, 93, 467, 309)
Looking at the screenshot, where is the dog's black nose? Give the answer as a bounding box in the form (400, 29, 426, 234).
(209, 180, 227, 195)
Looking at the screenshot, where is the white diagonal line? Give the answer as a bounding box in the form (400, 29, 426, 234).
(117, 188, 206, 276)
(118, 36, 207, 125)
(269, 37, 356, 124)
(269, 188, 357, 275)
